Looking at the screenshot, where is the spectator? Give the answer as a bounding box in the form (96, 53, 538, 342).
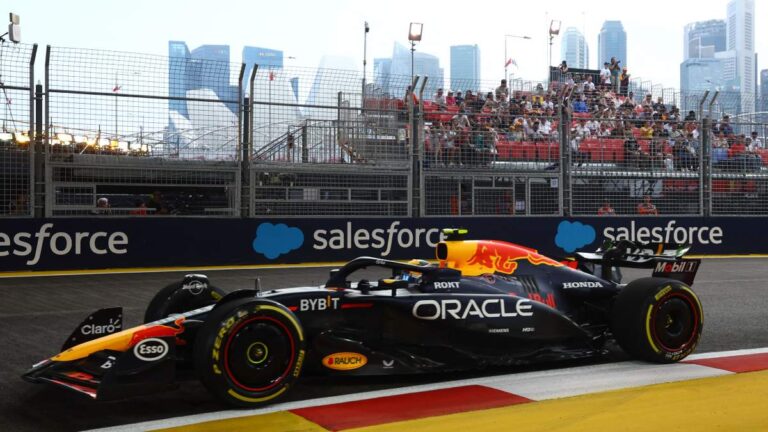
(684, 110, 696, 121)
(558, 60, 569, 75)
(718, 115, 734, 136)
(641, 94, 653, 108)
(482, 92, 498, 111)
(608, 57, 621, 91)
(129, 200, 148, 216)
(148, 191, 168, 215)
(446, 91, 456, 106)
(673, 138, 697, 171)
(495, 79, 509, 102)
(624, 138, 644, 167)
(598, 201, 616, 215)
(434, 88, 446, 107)
(600, 62, 611, 88)
(92, 197, 112, 215)
(619, 67, 630, 96)
(572, 96, 589, 113)
(455, 91, 464, 106)
(751, 131, 763, 148)
(637, 195, 659, 215)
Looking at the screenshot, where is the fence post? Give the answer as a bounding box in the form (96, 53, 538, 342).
(697, 93, 710, 217)
(559, 95, 572, 216)
(40, 45, 52, 218)
(241, 95, 250, 217)
(26, 44, 38, 218)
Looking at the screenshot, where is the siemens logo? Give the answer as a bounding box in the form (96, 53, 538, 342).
(313, 221, 444, 257)
(0, 223, 128, 266)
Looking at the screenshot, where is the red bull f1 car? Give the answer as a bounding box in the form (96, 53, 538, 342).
(23, 230, 704, 407)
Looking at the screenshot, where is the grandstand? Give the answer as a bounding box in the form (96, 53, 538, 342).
(2, 42, 768, 218)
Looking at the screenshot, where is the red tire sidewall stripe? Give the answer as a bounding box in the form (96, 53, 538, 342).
(222, 315, 296, 393)
(651, 291, 700, 352)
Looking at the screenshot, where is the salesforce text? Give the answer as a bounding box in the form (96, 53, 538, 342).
(313, 221, 444, 257)
(603, 220, 722, 245)
(0, 223, 128, 265)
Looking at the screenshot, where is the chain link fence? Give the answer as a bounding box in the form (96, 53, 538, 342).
(44, 46, 243, 216)
(3, 42, 768, 219)
(0, 42, 36, 217)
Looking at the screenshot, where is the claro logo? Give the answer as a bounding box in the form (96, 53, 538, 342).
(313, 221, 444, 257)
(0, 223, 129, 265)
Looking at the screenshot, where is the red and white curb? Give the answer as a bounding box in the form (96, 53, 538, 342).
(87, 347, 768, 432)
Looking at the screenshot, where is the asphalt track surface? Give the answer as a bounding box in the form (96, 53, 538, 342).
(1, 259, 767, 432)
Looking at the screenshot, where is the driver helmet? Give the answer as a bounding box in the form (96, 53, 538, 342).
(401, 259, 430, 282)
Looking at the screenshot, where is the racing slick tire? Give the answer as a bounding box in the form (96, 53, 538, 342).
(611, 277, 703, 363)
(193, 297, 305, 407)
(144, 275, 226, 323)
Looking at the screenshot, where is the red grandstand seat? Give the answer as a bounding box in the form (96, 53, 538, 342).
(536, 142, 559, 161)
(632, 128, 642, 138)
(520, 142, 537, 159)
(440, 105, 459, 122)
(603, 139, 624, 162)
(496, 140, 512, 160)
(637, 140, 650, 153)
(712, 180, 732, 193)
(509, 142, 526, 160)
(579, 139, 601, 161)
(757, 149, 768, 166)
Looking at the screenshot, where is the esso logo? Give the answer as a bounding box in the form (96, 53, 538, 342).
(133, 338, 169, 361)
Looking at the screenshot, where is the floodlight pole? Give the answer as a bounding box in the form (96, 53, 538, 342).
(409, 42, 415, 89)
(363, 22, 369, 102)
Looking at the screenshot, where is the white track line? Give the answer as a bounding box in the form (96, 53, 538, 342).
(84, 347, 768, 432)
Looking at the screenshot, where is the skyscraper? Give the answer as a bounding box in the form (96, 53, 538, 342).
(597, 21, 627, 66)
(680, 20, 729, 95)
(242, 47, 284, 92)
(560, 27, 588, 69)
(388, 43, 444, 101)
(168, 42, 238, 118)
(683, 20, 726, 60)
(727, 0, 755, 114)
(373, 58, 392, 96)
(450, 45, 481, 92)
(761, 69, 768, 121)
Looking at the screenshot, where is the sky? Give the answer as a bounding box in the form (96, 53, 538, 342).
(4, 0, 767, 90)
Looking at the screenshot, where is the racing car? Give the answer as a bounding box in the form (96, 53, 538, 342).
(23, 229, 703, 407)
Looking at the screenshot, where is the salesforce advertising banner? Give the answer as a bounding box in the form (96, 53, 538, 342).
(0, 217, 751, 272)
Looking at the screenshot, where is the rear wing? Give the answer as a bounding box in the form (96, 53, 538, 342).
(574, 241, 691, 268)
(574, 240, 700, 285)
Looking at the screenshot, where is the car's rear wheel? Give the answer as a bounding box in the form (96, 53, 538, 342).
(611, 277, 703, 363)
(194, 298, 305, 407)
(144, 274, 225, 323)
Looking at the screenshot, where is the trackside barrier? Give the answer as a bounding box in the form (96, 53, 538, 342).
(0, 217, 758, 272)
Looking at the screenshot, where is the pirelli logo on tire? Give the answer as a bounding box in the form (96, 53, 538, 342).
(322, 352, 367, 371)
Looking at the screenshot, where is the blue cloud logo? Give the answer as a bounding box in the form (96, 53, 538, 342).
(252, 223, 304, 259)
(555, 221, 596, 253)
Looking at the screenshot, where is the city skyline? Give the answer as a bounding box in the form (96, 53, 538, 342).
(450, 45, 481, 93)
(560, 27, 589, 69)
(6, 0, 767, 92)
(598, 21, 627, 67)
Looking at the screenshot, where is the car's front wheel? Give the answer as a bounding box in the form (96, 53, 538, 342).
(611, 277, 703, 363)
(144, 274, 225, 323)
(193, 298, 305, 407)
